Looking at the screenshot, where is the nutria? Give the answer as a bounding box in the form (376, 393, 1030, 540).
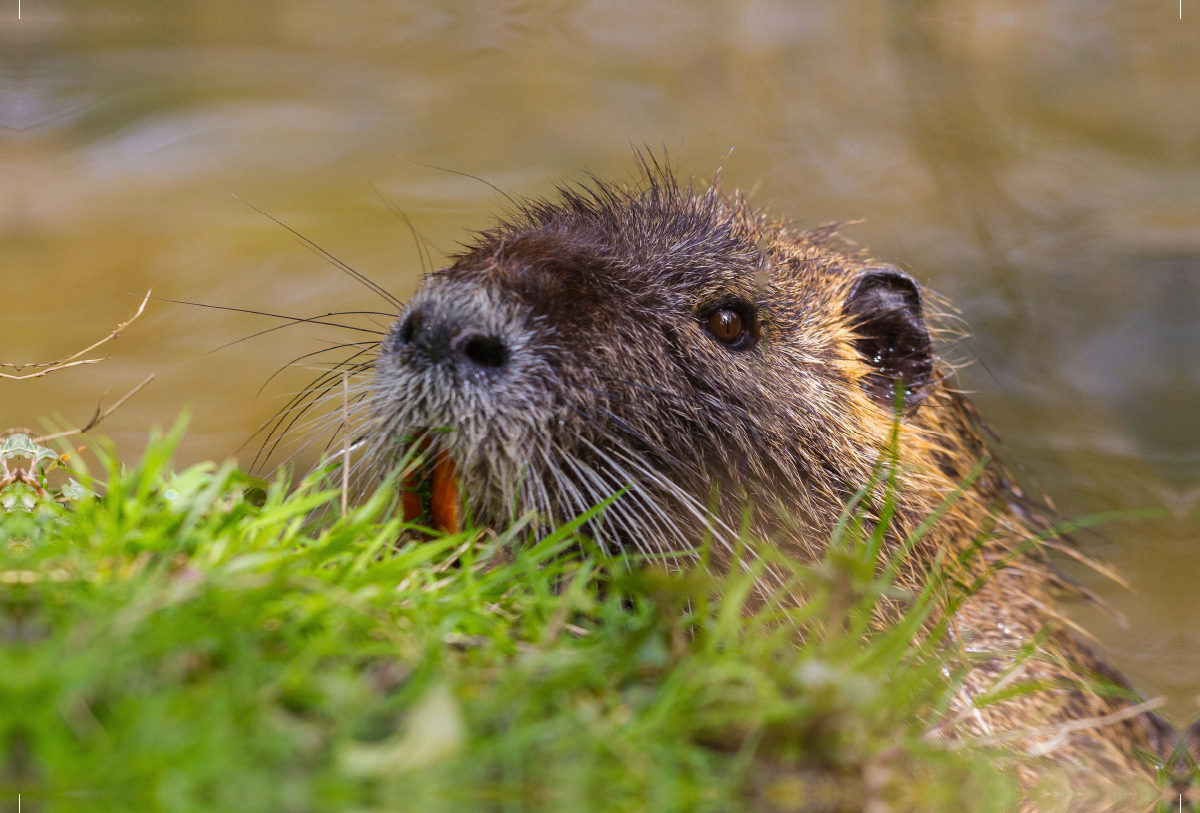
(363, 163, 1178, 791)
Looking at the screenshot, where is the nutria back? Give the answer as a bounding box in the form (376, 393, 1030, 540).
(366, 164, 1178, 790)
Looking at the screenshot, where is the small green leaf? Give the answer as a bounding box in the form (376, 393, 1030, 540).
(60, 478, 96, 501)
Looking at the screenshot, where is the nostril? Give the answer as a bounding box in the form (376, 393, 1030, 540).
(462, 335, 508, 368)
(399, 313, 418, 344)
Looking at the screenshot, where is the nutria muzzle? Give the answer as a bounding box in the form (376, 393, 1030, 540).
(390, 291, 519, 534)
(374, 273, 558, 541)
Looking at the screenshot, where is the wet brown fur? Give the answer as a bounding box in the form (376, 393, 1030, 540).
(368, 161, 1175, 796)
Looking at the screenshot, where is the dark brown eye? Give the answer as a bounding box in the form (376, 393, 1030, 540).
(707, 309, 743, 343)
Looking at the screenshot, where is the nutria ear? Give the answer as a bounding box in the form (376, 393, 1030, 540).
(842, 267, 933, 410)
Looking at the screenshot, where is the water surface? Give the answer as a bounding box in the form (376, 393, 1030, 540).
(2, 1, 1198, 723)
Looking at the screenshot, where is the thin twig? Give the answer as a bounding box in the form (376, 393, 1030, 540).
(0, 290, 152, 380)
(33, 374, 156, 443)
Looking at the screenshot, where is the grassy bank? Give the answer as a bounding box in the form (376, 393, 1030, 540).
(0, 424, 1016, 813)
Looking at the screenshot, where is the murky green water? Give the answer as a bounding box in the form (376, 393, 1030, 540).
(2, 1, 1198, 724)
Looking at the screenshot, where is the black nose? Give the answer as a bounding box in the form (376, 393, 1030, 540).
(400, 310, 509, 370)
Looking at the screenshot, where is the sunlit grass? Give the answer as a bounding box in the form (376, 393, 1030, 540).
(0, 422, 1017, 812)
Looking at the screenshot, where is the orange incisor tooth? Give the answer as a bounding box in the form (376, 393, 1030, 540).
(429, 449, 460, 533)
(401, 476, 424, 525)
(401, 436, 460, 534)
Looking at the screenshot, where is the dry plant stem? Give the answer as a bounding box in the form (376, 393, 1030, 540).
(341, 372, 350, 515)
(924, 664, 1030, 742)
(32, 374, 156, 444)
(945, 696, 1166, 754)
(0, 290, 152, 380)
(1039, 537, 1132, 592)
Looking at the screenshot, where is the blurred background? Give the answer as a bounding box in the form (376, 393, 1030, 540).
(0, 1, 1197, 724)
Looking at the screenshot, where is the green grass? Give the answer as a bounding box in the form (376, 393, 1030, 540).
(0, 423, 1017, 813)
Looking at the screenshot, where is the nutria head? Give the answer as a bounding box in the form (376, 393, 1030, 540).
(363, 165, 1178, 773)
(367, 168, 951, 564)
